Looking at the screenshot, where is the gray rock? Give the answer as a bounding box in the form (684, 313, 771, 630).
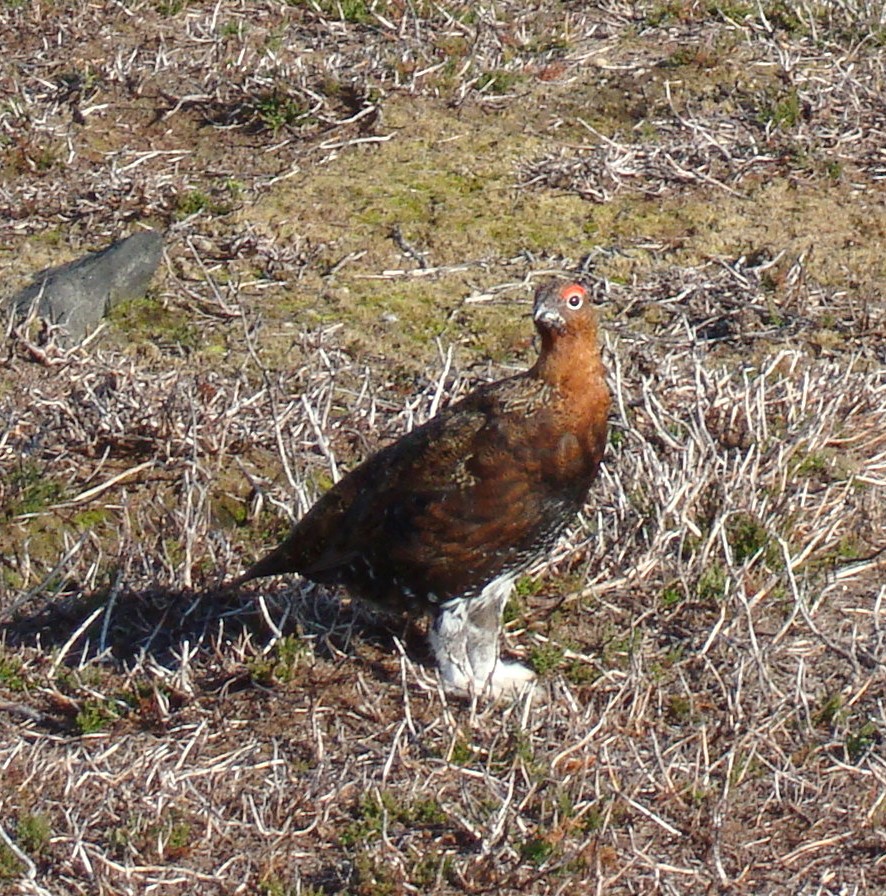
(5, 230, 164, 346)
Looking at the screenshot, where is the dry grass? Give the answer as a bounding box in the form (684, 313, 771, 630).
(2, 2, 885, 894)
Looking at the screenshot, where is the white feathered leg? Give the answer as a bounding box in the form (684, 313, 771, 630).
(429, 573, 535, 698)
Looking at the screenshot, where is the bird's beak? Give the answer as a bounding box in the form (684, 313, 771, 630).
(533, 304, 566, 333)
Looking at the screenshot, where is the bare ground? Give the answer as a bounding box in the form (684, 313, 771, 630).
(1, 2, 885, 894)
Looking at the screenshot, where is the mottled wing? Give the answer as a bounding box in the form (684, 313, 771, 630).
(290, 398, 494, 580)
(362, 379, 579, 602)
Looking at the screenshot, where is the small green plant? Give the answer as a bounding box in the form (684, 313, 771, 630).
(845, 721, 878, 762)
(666, 694, 693, 723)
(644, 2, 685, 26)
(449, 738, 474, 765)
(520, 835, 554, 865)
(255, 93, 311, 131)
(31, 144, 58, 171)
(729, 750, 763, 786)
(75, 698, 119, 735)
(411, 852, 453, 888)
(338, 793, 388, 847)
(110, 297, 205, 354)
(661, 45, 710, 68)
(726, 512, 770, 564)
(339, 790, 445, 848)
(476, 69, 522, 95)
(646, 0, 754, 26)
(500, 730, 545, 778)
(0, 813, 52, 879)
(0, 653, 25, 690)
(352, 850, 397, 895)
(564, 658, 597, 685)
(762, 87, 802, 129)
(410, 798, 447, 826)
(0, 845, 22, 880)
(697, 563, 727, 602)
(814, 692, 843, 727)
(825, 159, 843, 180)
(16, 813, 52, 855)
(225, 178, 245, 199)
(502, 592, 526, 625)
(175, 189, 213, 219)
(260, 877, 321, 896)
(603, 624, 645, 668)
(156, 1, 188, 15)
(760, 1, 805, 34)
(247, 634, 308, 685)
(108, 825, 132, 859)
(72, 508, 109, 530)
(794, 451, 830, 479)
(336, 0, 374, 22)
(259, 878, 290, 896)
(530, 643, 564, 676)
(288, 0, 378, 23)
(273, 635, 308, 679)
(513, 575, 540, 599)
(581, 804, 605, 833)
(660, 581, 684, 608)
(6, 461, 65, 516)
(163, 820, 192, 856)
(706, 1, 754, 21)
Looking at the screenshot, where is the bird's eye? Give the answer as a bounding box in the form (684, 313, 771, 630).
(562, 285, 585, 309)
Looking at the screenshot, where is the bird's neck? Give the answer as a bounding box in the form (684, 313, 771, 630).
(533, 330, 605, 395)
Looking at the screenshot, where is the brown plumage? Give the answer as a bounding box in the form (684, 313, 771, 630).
(233, 280, 611, 697)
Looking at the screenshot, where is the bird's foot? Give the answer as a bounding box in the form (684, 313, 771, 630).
(486, 659, 536, 699)
(435, 655, 535, 700)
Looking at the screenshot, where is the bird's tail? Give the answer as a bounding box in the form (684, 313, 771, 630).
(223, 545, 292, 591)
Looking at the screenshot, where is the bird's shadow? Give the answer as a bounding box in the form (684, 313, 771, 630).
(0, 578, 423, 717)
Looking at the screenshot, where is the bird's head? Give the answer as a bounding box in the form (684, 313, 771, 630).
(530, 279, 607, 396)
(532, 280, 596, 339)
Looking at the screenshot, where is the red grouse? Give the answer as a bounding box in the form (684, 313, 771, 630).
(233, 280, 611, 697)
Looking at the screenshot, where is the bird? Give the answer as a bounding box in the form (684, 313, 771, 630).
(231, 279, 611, 698)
